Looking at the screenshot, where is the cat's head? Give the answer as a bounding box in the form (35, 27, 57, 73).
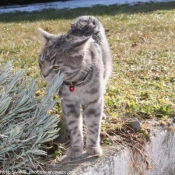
(38, 28, 91, 82)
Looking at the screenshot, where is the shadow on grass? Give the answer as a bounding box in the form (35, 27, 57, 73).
(0, 1, 175, 22)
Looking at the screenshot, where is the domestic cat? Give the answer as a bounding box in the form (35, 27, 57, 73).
(38, 16, 112, 158)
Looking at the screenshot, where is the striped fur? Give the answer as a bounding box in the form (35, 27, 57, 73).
(38, 16, 112, 158)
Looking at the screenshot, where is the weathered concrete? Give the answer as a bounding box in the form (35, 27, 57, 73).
(145, 121, 175, 175)
(71, 120, 175, 175)
(49, 119, 175, 175)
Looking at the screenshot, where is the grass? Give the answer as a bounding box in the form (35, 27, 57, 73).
(0, 1, 175, 157)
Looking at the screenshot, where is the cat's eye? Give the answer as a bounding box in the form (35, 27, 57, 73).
(53, 66, 59, 70)
(40, 60, 45, 65)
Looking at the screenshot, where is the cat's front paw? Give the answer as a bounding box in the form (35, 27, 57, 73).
(66, 146, 83, 158)
(86, 146, 103, 156)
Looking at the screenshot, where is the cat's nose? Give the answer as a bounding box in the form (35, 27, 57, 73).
(42, 74, 47, 78)
(41, 73, 47, 78)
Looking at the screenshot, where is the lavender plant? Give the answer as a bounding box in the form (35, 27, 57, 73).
(0, 62, 63, 171)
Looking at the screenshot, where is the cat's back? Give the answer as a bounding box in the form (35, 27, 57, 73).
(68, 15, 112, 84)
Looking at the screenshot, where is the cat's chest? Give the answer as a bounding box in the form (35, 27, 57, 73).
(61, 84, 86, 97)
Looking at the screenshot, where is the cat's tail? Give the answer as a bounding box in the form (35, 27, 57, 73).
(68, 15, 106, 45)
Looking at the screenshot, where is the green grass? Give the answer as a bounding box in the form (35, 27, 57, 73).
(0, 1, 175, 121)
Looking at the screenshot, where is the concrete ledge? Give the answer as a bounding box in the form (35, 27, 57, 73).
(50, 119, 175, 175)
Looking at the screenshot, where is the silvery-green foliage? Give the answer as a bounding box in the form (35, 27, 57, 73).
(0, 62, 64, 171)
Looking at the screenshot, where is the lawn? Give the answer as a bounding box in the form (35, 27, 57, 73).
(0, 1, 175, 156)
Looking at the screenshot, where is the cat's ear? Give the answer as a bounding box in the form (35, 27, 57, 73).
(72, 36, 90, 48)
(64, 36, 91, 50)
(38, 28, 54, 43)
(64, 36, 90, 51)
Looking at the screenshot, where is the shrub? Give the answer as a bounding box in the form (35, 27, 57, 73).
(0, 62, 64, 171)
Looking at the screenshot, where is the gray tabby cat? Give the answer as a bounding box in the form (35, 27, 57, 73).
(38, 16, 112, 158)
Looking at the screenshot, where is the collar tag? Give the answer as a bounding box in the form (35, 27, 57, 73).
(69, 86, 75, 92)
